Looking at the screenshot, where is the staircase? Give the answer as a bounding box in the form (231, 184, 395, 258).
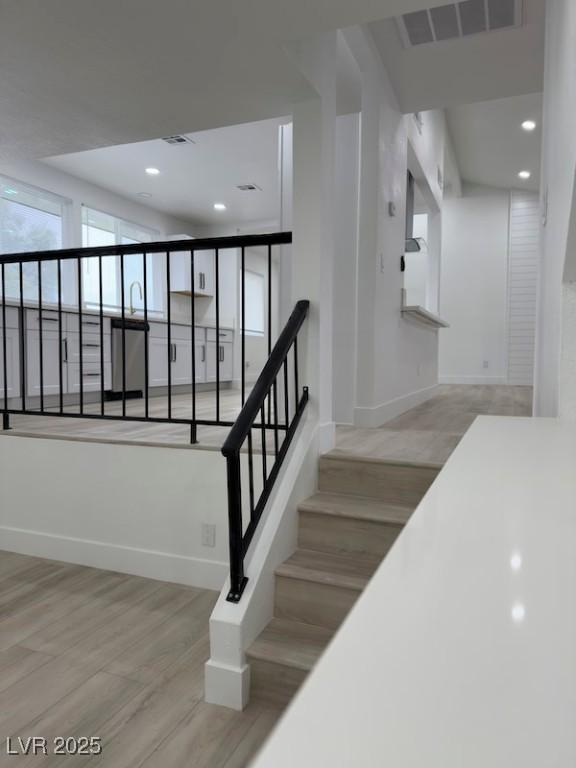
(246, 451, 441, 707)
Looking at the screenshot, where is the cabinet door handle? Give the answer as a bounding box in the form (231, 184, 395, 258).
(83, 373, 100, 378)
(201, 345, 205, 362)
(62, 338, 68, 362)
(42, 317, 58, 323)
(174, 344, 177, 362)
(219, 345, 224, 362)
(83, 320, 99, 327)
(83, 343, 99, 348)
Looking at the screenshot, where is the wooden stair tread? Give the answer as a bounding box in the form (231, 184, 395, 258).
(322, 450, 444, 471)
(247, 619, 334, 672)
(276, 548, 380, 591)
(299, 492, 412, 525)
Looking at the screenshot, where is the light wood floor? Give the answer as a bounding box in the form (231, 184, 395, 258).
(5, 390, 248, 450)
(0, 551, 280, 767)
(335, 385, 533, 464)
(4, 385, 532, 459)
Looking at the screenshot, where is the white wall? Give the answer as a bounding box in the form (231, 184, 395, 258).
(333, 112, 360, 425)
(439, 184, 510, 385)
(0, 436, 231, 589)
(534, 0, 576, 416)
(339, 27, 458, 427)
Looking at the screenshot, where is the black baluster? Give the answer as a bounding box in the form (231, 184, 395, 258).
(166, 251, 172, 420)
(273, 374, 279, 457)
(77, 256, 84, 414)
(19, 263, 25, 413)
(293, 337, 299, 411)
(120, 253, 126, 417)
(215, 248, 220, 423)
(283, 358, 289, 428)
(241, 246, 245, 406)
(1, 262, 9, 428)
(261, 403, 267, 485)
(37, 261, 44, 412)
(143, 251, 149, 420)
(99, 256, 105, 415)
(267, 244, 272, 423)
(190, 250, 197, 443)
(247, 429, 255, 517)
(57, 259, 63, 414)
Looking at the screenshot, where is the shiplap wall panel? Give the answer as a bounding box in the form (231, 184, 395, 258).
(507, 191, 540, 385)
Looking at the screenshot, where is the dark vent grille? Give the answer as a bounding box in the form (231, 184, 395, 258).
(403, 10, 434, 46)
(459, 0, 487, 35)
(430, 4, 460, 40)
(488, 0, 516, 29)
(398, 0, 521, 47)
(161, 135, 196, 146)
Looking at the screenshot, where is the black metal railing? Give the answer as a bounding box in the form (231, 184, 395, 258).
(0, 232, 291, 441)
(222, 299, 309, 602)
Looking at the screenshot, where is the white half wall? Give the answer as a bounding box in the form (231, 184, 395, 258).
(534, 0, 576, 416)
(439, 184, 511, 385)
(0, 435, 231, 590)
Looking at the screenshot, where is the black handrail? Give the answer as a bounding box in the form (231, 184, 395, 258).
(223, 299, 310, 602)
(0, 232, 292, 264)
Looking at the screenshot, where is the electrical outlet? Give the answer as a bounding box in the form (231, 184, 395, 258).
(201, 523, 216, 548)
(483, 360, 489, 369)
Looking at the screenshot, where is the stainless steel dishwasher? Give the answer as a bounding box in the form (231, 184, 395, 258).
(111, 318, 149, 398)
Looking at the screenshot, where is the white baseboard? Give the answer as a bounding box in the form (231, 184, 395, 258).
(0, 526, 227, 591)
(353, 384, 439, 428)
(439, 375, 507, 385)
(204, 659, 250, 711)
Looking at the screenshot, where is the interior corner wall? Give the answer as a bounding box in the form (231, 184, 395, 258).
(343, 27, 443, 428)
(535, 0, 576, 417)
(333, 112, 360, 425)
(439, 184, 510, 385)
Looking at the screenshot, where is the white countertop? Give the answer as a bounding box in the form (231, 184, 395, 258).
(253, 416, 576, 768)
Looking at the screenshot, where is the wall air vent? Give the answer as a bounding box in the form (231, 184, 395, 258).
(236, 183, 262, 192)
(397, 0, 522, 48)
(161, 135, 196, 145)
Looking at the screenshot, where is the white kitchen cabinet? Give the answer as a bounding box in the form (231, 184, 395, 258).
(67, 362, 111, 394)
(206, 341, 233, 382)
(67, 332, 111, 365)
(148, 336, 169, 387)
(0, 327, 21, 400)
(26, 330, 66, 397)
(170, 250, 215, 297)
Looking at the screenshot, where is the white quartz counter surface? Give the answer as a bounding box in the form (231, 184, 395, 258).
(253, 416, 576, 768)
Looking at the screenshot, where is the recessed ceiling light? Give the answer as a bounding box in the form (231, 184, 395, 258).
(145, 167, 160, 176)
(518, 170, 531, 180)
(137, 192, 152, 198)
(521, 120, 537, 132)
(213, 203, 227, 211)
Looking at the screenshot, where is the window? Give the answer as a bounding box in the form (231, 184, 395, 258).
(81, 207, 161, 314)
(244, 270, 265, 336)
(0, 177, 69, 303)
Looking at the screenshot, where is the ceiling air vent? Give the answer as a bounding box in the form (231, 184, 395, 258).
(236, 183, 262, 192)
(397, 0, 522, 48)
(161, 135, 196, 146)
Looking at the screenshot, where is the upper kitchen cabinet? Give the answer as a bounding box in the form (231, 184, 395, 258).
(170, 250, 215, 298)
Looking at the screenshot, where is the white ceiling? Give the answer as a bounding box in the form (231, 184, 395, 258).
(447, 92, 542, 191)
(44, 118, 285, 227)
(369, 0, 546, 113)
(0, 0, 455, 161)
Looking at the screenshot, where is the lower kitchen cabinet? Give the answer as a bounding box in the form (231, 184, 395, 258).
(0, 327, 20, 399)
(68, 362, 111, 394)
(206, 341, 233, 383)
(26, 330, 65, 397)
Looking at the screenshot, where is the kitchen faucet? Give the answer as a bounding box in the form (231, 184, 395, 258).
(129, 281, 143, 315)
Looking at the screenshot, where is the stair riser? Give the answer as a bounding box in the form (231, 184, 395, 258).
(319, 457, 439, 505)
(275, 575, 360, 630)
(299, 510, 402, 558)
(249, 657, 308, 708)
